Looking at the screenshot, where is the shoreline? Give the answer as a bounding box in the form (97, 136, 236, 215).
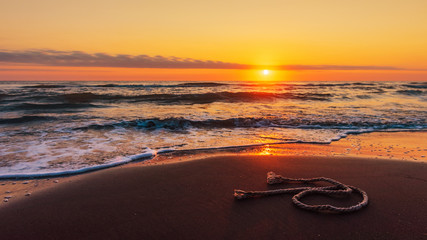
(1, 131, 426, 207)
(1, 155, 426, 239)
(1, 131, 426, 180)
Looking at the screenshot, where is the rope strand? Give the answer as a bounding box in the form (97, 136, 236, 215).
(234, 171, 368, 213)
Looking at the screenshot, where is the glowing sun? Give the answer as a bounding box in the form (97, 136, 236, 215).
(263, 69, 270, 75)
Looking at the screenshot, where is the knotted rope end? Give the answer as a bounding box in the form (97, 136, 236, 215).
(267, 171, 284, 185)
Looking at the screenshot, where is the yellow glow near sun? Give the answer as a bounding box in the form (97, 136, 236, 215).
(263, 69, 270, 75)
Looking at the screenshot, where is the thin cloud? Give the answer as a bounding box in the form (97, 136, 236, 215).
(0, 68, 59, 71)
(0, 68, 109, 72)
(275, 65, 406, 71)
(0, 49, 247, 69)
(0, 49, 422, 71)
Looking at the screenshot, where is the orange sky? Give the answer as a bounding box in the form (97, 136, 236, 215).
(1, 0, 427, 81)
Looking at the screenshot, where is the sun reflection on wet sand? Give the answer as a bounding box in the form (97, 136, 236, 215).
(258, 145, 272, 155)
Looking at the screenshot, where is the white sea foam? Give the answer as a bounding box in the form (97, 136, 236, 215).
(0, 149, 156, 179)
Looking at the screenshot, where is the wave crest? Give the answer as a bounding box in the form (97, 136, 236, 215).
(74, 117, 426, 131)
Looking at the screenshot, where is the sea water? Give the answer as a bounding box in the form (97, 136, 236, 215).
(0, 81, 425, 177)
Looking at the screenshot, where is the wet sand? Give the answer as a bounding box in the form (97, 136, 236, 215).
(1, 155, 426, 240)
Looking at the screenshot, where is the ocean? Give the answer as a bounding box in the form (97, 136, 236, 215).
(0, 81, 426, 178)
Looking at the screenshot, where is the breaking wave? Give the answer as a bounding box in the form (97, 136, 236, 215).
(74, 117, 426, 131)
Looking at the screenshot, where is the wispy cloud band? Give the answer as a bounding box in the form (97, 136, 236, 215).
(0, 49, 420, 71)
(0, 49, 246, 69)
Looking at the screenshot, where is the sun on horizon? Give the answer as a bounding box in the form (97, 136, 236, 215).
(1, 1, 427, 81)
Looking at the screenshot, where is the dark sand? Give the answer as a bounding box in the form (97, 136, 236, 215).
(1, 155, 426, 240)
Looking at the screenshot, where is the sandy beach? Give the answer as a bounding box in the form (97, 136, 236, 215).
(1, 153, 426, 240)
(2, 1, 427, 239)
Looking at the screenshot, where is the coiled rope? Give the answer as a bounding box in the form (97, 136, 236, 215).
(234, 172, 368, 213)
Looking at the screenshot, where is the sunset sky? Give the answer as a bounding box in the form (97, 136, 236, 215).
(1, 0, 427, 81)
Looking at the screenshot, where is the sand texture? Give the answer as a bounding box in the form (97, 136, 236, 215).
(1, 155, 426, 240)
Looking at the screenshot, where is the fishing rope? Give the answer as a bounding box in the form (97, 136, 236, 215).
(234, 172, 368, 213)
